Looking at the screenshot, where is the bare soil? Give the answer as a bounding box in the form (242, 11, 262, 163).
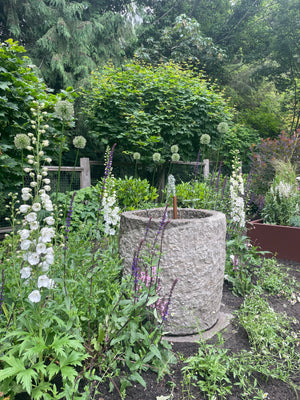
(94, 260, 300, 400)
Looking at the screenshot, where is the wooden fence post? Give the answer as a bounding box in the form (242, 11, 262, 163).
(80, 157, 91, 188)
(203, 159, 209, 178)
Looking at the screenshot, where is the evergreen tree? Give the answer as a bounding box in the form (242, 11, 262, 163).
(0, 0, 137, 90)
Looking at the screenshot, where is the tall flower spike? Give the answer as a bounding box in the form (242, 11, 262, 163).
(131, 239, 144, 296)
(64, 191, 76, 248)
(0, 269, 4, 315)
(97, 144, 117, 225)
(161, 278, 178, 321)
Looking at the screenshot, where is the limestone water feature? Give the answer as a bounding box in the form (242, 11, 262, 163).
(119, 208, 226, 335)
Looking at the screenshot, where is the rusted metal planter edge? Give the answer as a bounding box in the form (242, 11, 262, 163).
(247, 219, 300, 262)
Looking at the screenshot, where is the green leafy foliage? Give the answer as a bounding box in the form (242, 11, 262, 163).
(225, 234, 259, 296)
(81, 61, 233, 164)
(134, 14, 226, 69)
(249, 132, 300, 197)
(254, 258, 300, 300)
(114, 176, 158, 210)
(182, 335, 233, 400)
(0, 299, 87, 399)
(0, 0, 135, 90)
(220, 124, 260, 171)
(260, 160, 300, 226)
(172, 173, 230, 214)
(0, 39, 75, 195)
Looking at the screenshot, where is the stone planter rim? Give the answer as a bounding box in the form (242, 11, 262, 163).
(120, 207, 225, 224)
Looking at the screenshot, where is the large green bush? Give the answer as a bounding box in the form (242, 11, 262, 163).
(81, 61, 233, 164)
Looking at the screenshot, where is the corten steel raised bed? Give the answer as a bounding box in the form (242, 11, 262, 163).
(247, 219, 300, 262)
(119, 208, 226, 335)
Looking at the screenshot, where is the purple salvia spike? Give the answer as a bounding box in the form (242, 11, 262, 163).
(131, 239, 144, 295)
(161, 278, 178, 321)
(221, 175, 227, 200)
(151, 204, 169, 254)
(244, 169, 252, 199)
(0, 269, 4, 316)
(210, 164, 216, 187)
(215, 162, 222, 192)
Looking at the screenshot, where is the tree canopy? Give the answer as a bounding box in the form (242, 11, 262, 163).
(80, 61, 233, 164)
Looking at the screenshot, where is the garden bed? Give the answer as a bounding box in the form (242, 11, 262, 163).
(83, 260, 300, 400)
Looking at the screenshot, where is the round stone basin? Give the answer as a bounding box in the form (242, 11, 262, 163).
(119, 208, 226, 335)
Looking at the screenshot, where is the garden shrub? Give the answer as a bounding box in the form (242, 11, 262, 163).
(219, 124, 260, 172)
(260, 160, 300, 226)
(173, 173, 230, 215)
(80, 61, 233, 165)
(249, 130, 300, 197)
(114, 176, 158, 210)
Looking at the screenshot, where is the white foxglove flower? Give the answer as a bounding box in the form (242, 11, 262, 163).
(19, 204, 31, 213)
(44, 185, 51, 192)
(38, 275, 52, 289)
(20, 267, 32, 279)
(40, 227, 55, 243)
(44, 216, 55, 225)
(40, 261, 50, 272)
(28, 290, 41, 303)
(45, 252, 54, 265)
(30, 221, 39, 231)
(32, 203, 41, 212)
(21, 239, 32, 251)
(22, 193, 31, 201)
(23, 167, 32, 173)
(28, 252, 40, 266)
(36, 243, 47, 254)
(40, 192, 49, 201)
(25, 212, 37, 223)
(19, 229, 30, 240)
(30, 181, 37, 188)
(44, 201, 53, 212)
(43, 178, 50, 184)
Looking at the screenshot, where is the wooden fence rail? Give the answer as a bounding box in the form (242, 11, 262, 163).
(47, 158, 210, 190)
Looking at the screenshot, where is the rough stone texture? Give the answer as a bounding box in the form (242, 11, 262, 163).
(119, 208, 226, 335)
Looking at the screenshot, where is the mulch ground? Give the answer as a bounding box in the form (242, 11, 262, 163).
(92, 260, 300, 400)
